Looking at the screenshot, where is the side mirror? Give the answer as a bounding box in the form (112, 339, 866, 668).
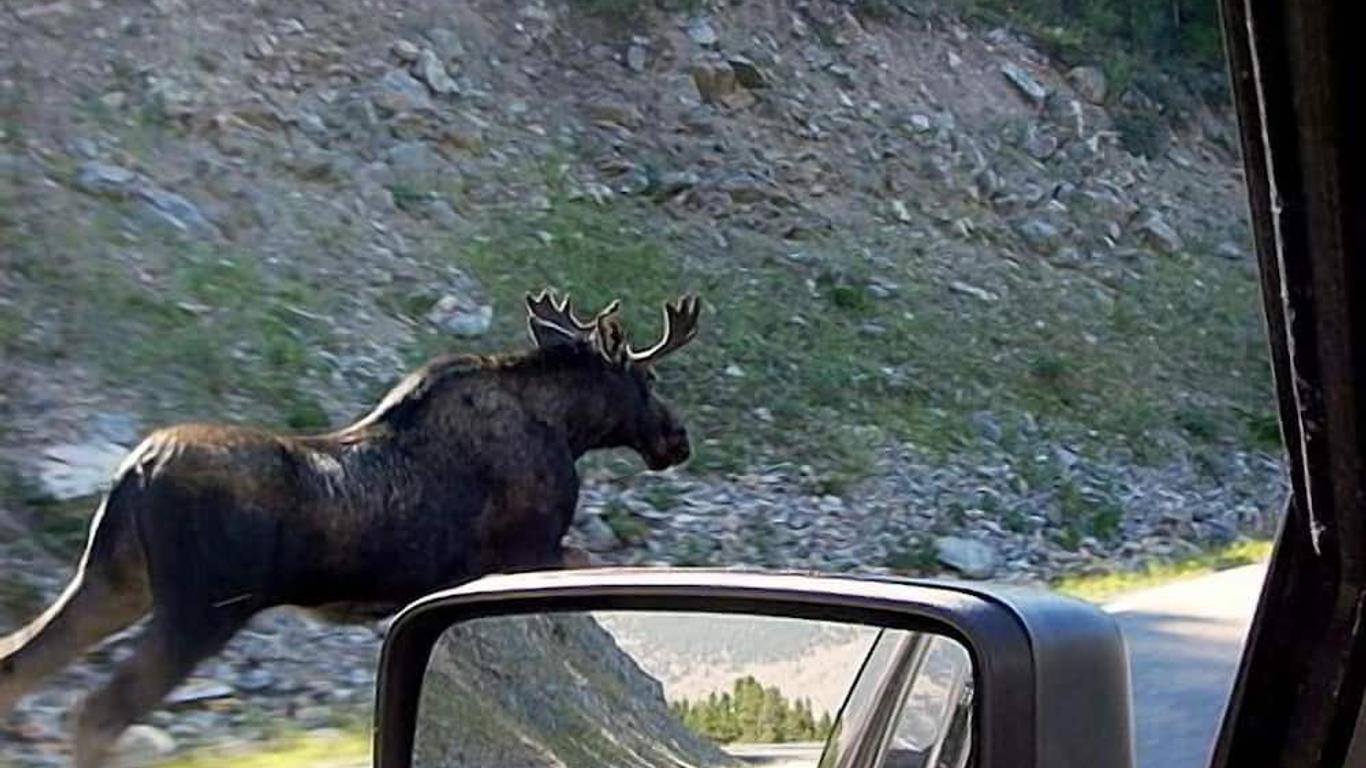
(372, 569, 1134, 768)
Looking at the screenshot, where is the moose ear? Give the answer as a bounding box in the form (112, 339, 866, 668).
(593, 313, 629, 365)
(527, 317, 578, 350)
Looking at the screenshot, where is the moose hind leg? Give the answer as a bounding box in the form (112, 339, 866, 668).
(72, 611, 244, 768)
(0, 522, 149, 716)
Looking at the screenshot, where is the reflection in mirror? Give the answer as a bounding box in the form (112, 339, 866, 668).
(414, 611, 973, 768)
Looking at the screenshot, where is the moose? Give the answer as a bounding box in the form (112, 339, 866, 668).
(0, 289, 701, 767)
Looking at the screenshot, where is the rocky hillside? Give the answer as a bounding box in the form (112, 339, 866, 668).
(0, 0, 1285, 762)
(416, 614, 735, 768)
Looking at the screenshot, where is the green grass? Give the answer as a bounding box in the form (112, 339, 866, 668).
(0, 574, 46, 621)
(7, 216, 339, 431)
(1053, 538, 1274, 603)
(155, 728, 369, 768)
(396, 193, 1274, 488)
(6, 175, 1274, 499)
(569, 0, 653, 24)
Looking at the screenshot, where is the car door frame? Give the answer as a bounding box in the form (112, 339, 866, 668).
(1212, 0, 1366, 763)
(816, 627, 930, 768)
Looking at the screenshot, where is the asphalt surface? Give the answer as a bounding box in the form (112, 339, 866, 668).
(1104, 564, 1268, 768)
(725, 742, 826, 766)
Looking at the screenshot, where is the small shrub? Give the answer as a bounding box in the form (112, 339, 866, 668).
(854, 0, 898, 22)
(1029, 354, 1071, 392)
(1056, 478, 1124, 544)
(1244, 411, 1283, 450)
(817, 271, 874, 314)
(284, 395, 331, 432)
(0, 576, 45, 620)
(571, 0, 650, 24)
(603, 501, 650, 544)
(1175, 405, 1221, 442)
(1113, 110, 1169, 159)
(641, 484, 684, 512)
(885, 538, 939, 574)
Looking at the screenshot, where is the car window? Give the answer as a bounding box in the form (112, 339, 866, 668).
(0, 0, 1277, 765)
(888, 636, 973, 753)
(819, 628, 912, 768)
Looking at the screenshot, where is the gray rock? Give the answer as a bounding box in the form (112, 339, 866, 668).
(971, 412, 1004, 442)
(1001, 62, 1047, 105)
(1015, 217, 1062, 251)
(413, 49, 459, 96)
(111, 725, 176, 767)
(427, 199, 468, 230)
(246, 33, 275, 60)
(1067, 65, 1108, 104)
(384, 141, 444, 180)
(426, 294, 493, 337)
(1074, 187, 1136, 220)
(691, 58, 739, 104)
(934, 536, 999, 579)
(655, 169, 700, 198)
(680, 106, 719, 135)
(905, 113, 933, 133)
(581, 514, 621, 552)
(986, 27, 1013, 47)
(392, 39, 421, 63)
(1215, 240, 1246, 260)
(718, 171, 781, 204)
(167, 679, 235, 705)
(687, 16, 719, 47)
(237, 667, 276, 693)
(1023, 127, 1058, 161)
(585, 97, 643, 129)
(727, 55, 769, 89)
(137, 186, 217, 237)
(73, 162, 138, 197)
(614, 166, 652, 196)
(295, 706, 333, 729)
(37, 440, 128, 501)
(91, 412, 140, 446)
(973, 168, 1001, 200)
(626, 43, 649, 73)
(285, 145, 343, 182)
(426, 28, 465, 63)
(1135, 212, 1184, 255)
(293, 111, 330, 146)
(0, 152, 37, 177)
(373, 69, 434, 116)
(949, 281, 999, 302)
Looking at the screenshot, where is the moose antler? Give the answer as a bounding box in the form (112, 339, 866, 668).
(525, 290, 620, 335)
(628, 295, 701, 365)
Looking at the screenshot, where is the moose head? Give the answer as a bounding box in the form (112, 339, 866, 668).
(524, 290, 701, 470)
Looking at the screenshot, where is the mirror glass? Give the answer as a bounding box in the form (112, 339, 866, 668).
(414, 611, 973, 768)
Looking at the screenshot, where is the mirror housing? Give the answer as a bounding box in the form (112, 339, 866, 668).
(373, 568, 1134, 768)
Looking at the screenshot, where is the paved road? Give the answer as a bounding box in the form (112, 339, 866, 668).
(725, 742, 825, 766)
(1104, 564, 1268, 768)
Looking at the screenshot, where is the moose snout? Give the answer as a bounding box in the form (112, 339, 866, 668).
(646, 425, 691, 470)
(667, 426, 691, 461)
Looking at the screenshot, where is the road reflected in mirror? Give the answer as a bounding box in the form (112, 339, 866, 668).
(415, 611, 973, 768)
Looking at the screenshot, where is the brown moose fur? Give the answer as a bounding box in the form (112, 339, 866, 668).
(0, 290, 700, 767)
